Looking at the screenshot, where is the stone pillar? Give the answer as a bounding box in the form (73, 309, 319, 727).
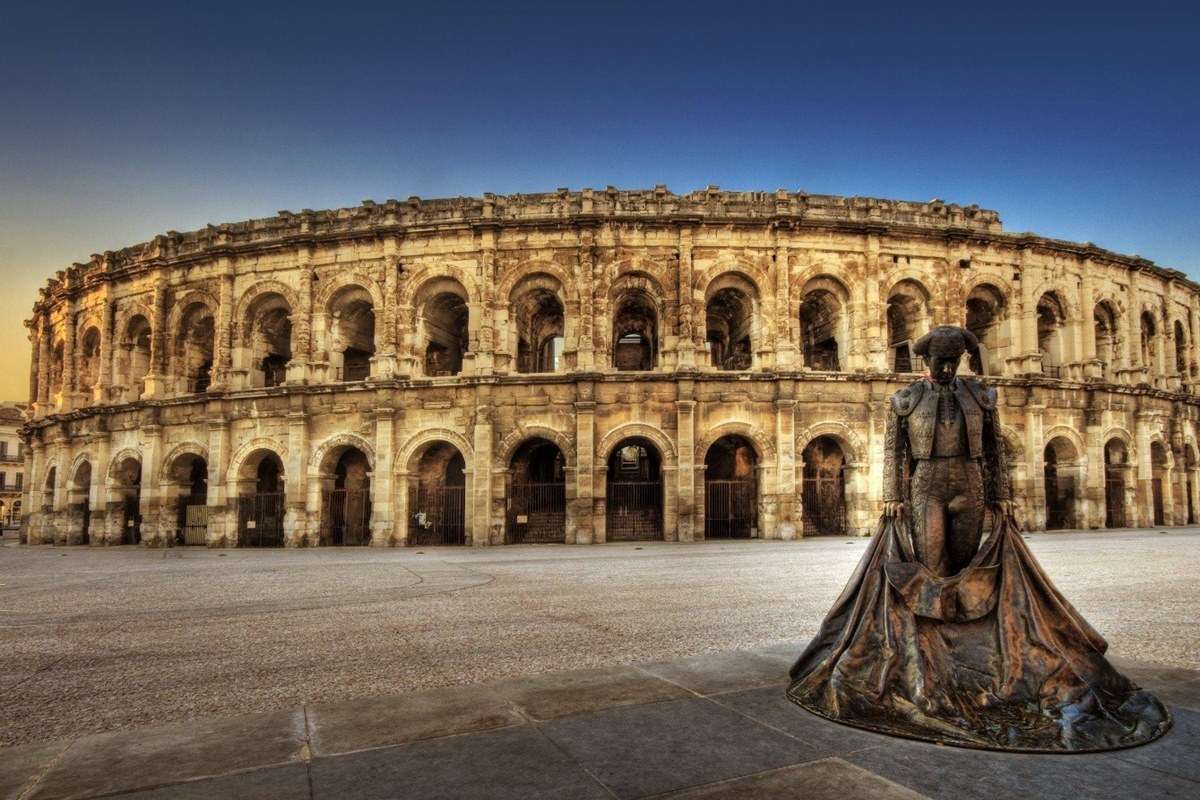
(847, 258, 869, 372)
(90, 434, 109, 545)
(1017, 248, 1041, 374)
(142, 281, 169, 397)
(676, 228, 696, 368)
(1083, 407, 1105, 528)
(97, 294, 115, 403)
(370, 403, 395, 544)
(211, 268, 235, 390)
(675, 395, 696, 541)
(207, 412, 232, 546)
(27, 325, 39, 413)
(774, 237, 795, 369)
(1133, 412, 1154, 528)
(25, 440, 43, 543)
(372, 251, 400, 379)
(288, 265, 313, 384)
(1025, 403, 1046, 530)
(575, 228, 596, 371)
(574, 393, 595, 544)
(35, 319, 51, 414)
(775, 396, 797, 539)
(285, 399, 311, 545)
(61, 301, 77, 411)
(139, 418, 164, 545)
(863, 238, 885, 370)
(1080, 263, 1101, 379)
(50, 434, 69, 544)
(472, 398, 494, 546)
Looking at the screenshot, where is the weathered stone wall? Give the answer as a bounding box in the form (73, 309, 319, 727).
(19, 187, 1200, 546)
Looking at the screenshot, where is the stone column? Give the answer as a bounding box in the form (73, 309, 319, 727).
(24, 440, 43, 543)
(676, 228, 696, 369)
(1017, 248, 1041, 374)
(288, 265, 313, 384)
(774, 237, 796, 369)
(1083, 407, 1105, 528)
(775, 396, 797, 539)
(1080, 262, 1101, 379)
(139, 418, 164, 545)
(1025, 403, 1046, 530)
(285, 400, 311, 545)
(211, 268, 235, 390)
(207, 412, 232, 546)
(97, 294, 115, 403)
(61, 301, 77, 411)
(471, 398, 494, 546)
(575, 229, 596, 371)
(675, 395, 696, 542)
(847, 259, 869, 372)
(370, 402, 395, 545)
(574, 394, 595, 544)
(372, 251, 400, 379)
(36, 318, 51, 413)
(141, 281, 169, 397)
(1133, 412, 1154, 528)
(27, 325, 39, 413)
(89, 433, 109, 545)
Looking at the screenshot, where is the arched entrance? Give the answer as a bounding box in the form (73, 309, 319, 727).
(165, 453, 209, 545)
(1103, 439, 1129, 529)
(606, 438, 663, 541)
(112, 457, 143, 544)
(1150, 441, 1169, 526)
(407, 442, 466, 545)
(801, 437, 847, 535)
(319, 447, 372, 545)
(704, 435, 758, 538)
(69, 461, 92, 545)
(1185, 446, 1197, 525)
(506, 438, 566, 544)
(237, 451, 285, 547)
(1043, 437, 1082, 530)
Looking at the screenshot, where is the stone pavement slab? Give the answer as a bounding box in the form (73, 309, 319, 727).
(489, 663, 692, 721)
(107, 764, 310, 800)
(0, 740, 69, 800)
(637, 648, 791, 695)
(652, 757, 929, 799)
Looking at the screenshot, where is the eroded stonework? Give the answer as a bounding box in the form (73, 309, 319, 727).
(19, 187, 1200, 547)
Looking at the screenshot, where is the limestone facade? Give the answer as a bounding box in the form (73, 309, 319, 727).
(19, 187, 1200, 547)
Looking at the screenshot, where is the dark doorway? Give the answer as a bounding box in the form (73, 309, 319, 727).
(507, 438, 566, 544)
(239, 453, 285, 547)
(408, 443, 467, 545)
(605, 438, 663, 541)
(801, 437, 847, 535)
(704, 435, 758, 538)
(321, 448, 372, 545)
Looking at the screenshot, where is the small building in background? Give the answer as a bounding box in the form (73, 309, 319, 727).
(0, 402, 25, 531)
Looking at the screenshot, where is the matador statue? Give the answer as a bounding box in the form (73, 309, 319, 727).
(787, 325, 1171, 752)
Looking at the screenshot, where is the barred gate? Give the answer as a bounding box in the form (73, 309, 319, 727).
(705, 479, 756, 539)
(1105, 476, 1126, 528)
(121, 496, 142, 544)
(1152, 478, 1165, 526)
(238, 492, 285, 547)
(802, 474, 846, 535)
(408, 485, 466, 545)
(1045, 472, 1075, 530)
(507, 481, 566, 544)
(606, 480, 662, 541)
(321, 489, 372, 546)
(178, 494, 209, 545)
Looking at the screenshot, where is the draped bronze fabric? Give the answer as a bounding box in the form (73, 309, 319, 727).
(787, 513, 1172, 752)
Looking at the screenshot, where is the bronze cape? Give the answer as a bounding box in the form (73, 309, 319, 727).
(786, 512, 1172, 752)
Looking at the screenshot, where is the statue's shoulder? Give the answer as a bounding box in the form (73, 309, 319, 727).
(960, 377, 998, 410)
(890, 379, 927, 417)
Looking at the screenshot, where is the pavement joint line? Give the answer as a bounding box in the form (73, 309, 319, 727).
(635, 756, 926, 800)
(301, 706, 316, 800)
(1113, 754, 1200, 785)
(525, 718, 622, 800)
(15, 737, 74, 800)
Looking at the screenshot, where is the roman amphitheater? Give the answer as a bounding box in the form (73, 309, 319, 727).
(18, 187, 1200, 548)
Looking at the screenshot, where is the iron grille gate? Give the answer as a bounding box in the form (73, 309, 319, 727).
(802, 474, 846, 535)
(408, 486, 466, 545)
(321, 489, 372, 546)
(705, 479, 757, 539)
(178, 494, 209, 545)
(507, 481, 566, 544)
(122, 496, 142, 544)
(238, 492, 285, 547)
(606, 480, 662, 541)
(1105, 476, 1126, 529)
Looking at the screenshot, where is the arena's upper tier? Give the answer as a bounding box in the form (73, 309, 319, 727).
(25, 186, 1200, 417)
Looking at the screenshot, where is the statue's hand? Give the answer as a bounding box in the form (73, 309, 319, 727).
(883, 501, 904, 518)
(995, 500, 1017, 520)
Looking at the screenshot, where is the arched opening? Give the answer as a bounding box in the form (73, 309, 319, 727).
(704, 434, 758, 539)
(49, 342, 65, 401)
(1037, 292, 1068, 377)
(243, 294, 293, 388)
(704, 275, 756, 371)
(886, 280, 930, 373)
(799, 280, 845, 371)
(512, 281, 565, 374)
(407, 442, 466, 545)
(801, 436, 847, 535)
(78, 327, 102, 399)
(1094, 302, 1120, 381)
(236, 451, 285, 547)
(41, 466, 56, 512)
(605, 437, 663, 541)
(10, 500, 20, 528)
(506, 438, 566, 543)
(1150, 441, 1169, 526)
(176, 303, 215, 394)
(166, 453, 209, 545)
(1043, 437, 1081, 530)
(1174, 319, 1187, 378)
(1140, 311, 1158, 377)
(612, 291, 658, 371)
(111, 457, 143, 544)
(328, 286, 376, 382)
(417, 281, 469, 377)
(1184, 445, 1197, 525)
(965, 284, 1007, 375)
(319, 446, 372, 545)
(118, 315, 152, 401)
(69, 461, 92, 545)
(1104, 439, 1129, 529)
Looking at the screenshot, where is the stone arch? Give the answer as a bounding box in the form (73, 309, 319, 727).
(1030, 282, 1079, 322)
(233, 280, 299, 336)
(68, 451, 94, 485)
(696, 256, 769, 302)
(702, 271, 761, 369)
(1148, 435, 1174, 470)
(398, 264, 479, 307)
(159, 442, 211, 483)
(498, 261, 578, 304)
(497, 425, 575, 468)
(696, 421, 776, 464)
(309, 432, 376, 477)
(227, 437, 289, 484)
(166, 289, 219, 337)
(397, 428, 475, 474)
(1042, 425, 1088, 466)
(505, 271, 568, 373)
(107, 448, 144, 482)
(962, 272, 1014, 300)
(795, 421, 865, 466)
(1101, 426, 1135, 455)
(609, 270, 668, 309)
(597, 422, 677, 465)
(797, 274, 852, 371)
(314, 271, 385, 312)
(114, 300, 156, 343)
(999, 424, 1026, 459)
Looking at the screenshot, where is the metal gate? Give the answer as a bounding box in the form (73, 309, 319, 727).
(321, 489, 372, 546)
(178, 495, 209, 545)
(79, 500, 91, 545)
(1105, 476, 1126, 528)
(238, 492, 285, 547)
(408, 485, 465, 545)
(1152, 478, 1165, 526)
(1045, 472, 1075, 530)
(802, 474, 846, 535)
(705, 479, 756, 539)
(605, 480, 662, 541)
(121, 495, 142, 544)
(507, 481, 566, 544)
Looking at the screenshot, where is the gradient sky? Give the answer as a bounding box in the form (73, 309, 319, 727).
(1, 1, 1197, 402)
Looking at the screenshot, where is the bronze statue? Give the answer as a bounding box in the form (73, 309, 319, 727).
(788, 325, 1171, 752)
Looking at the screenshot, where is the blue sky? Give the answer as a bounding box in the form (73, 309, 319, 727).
(1, 1, 1197, 399)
